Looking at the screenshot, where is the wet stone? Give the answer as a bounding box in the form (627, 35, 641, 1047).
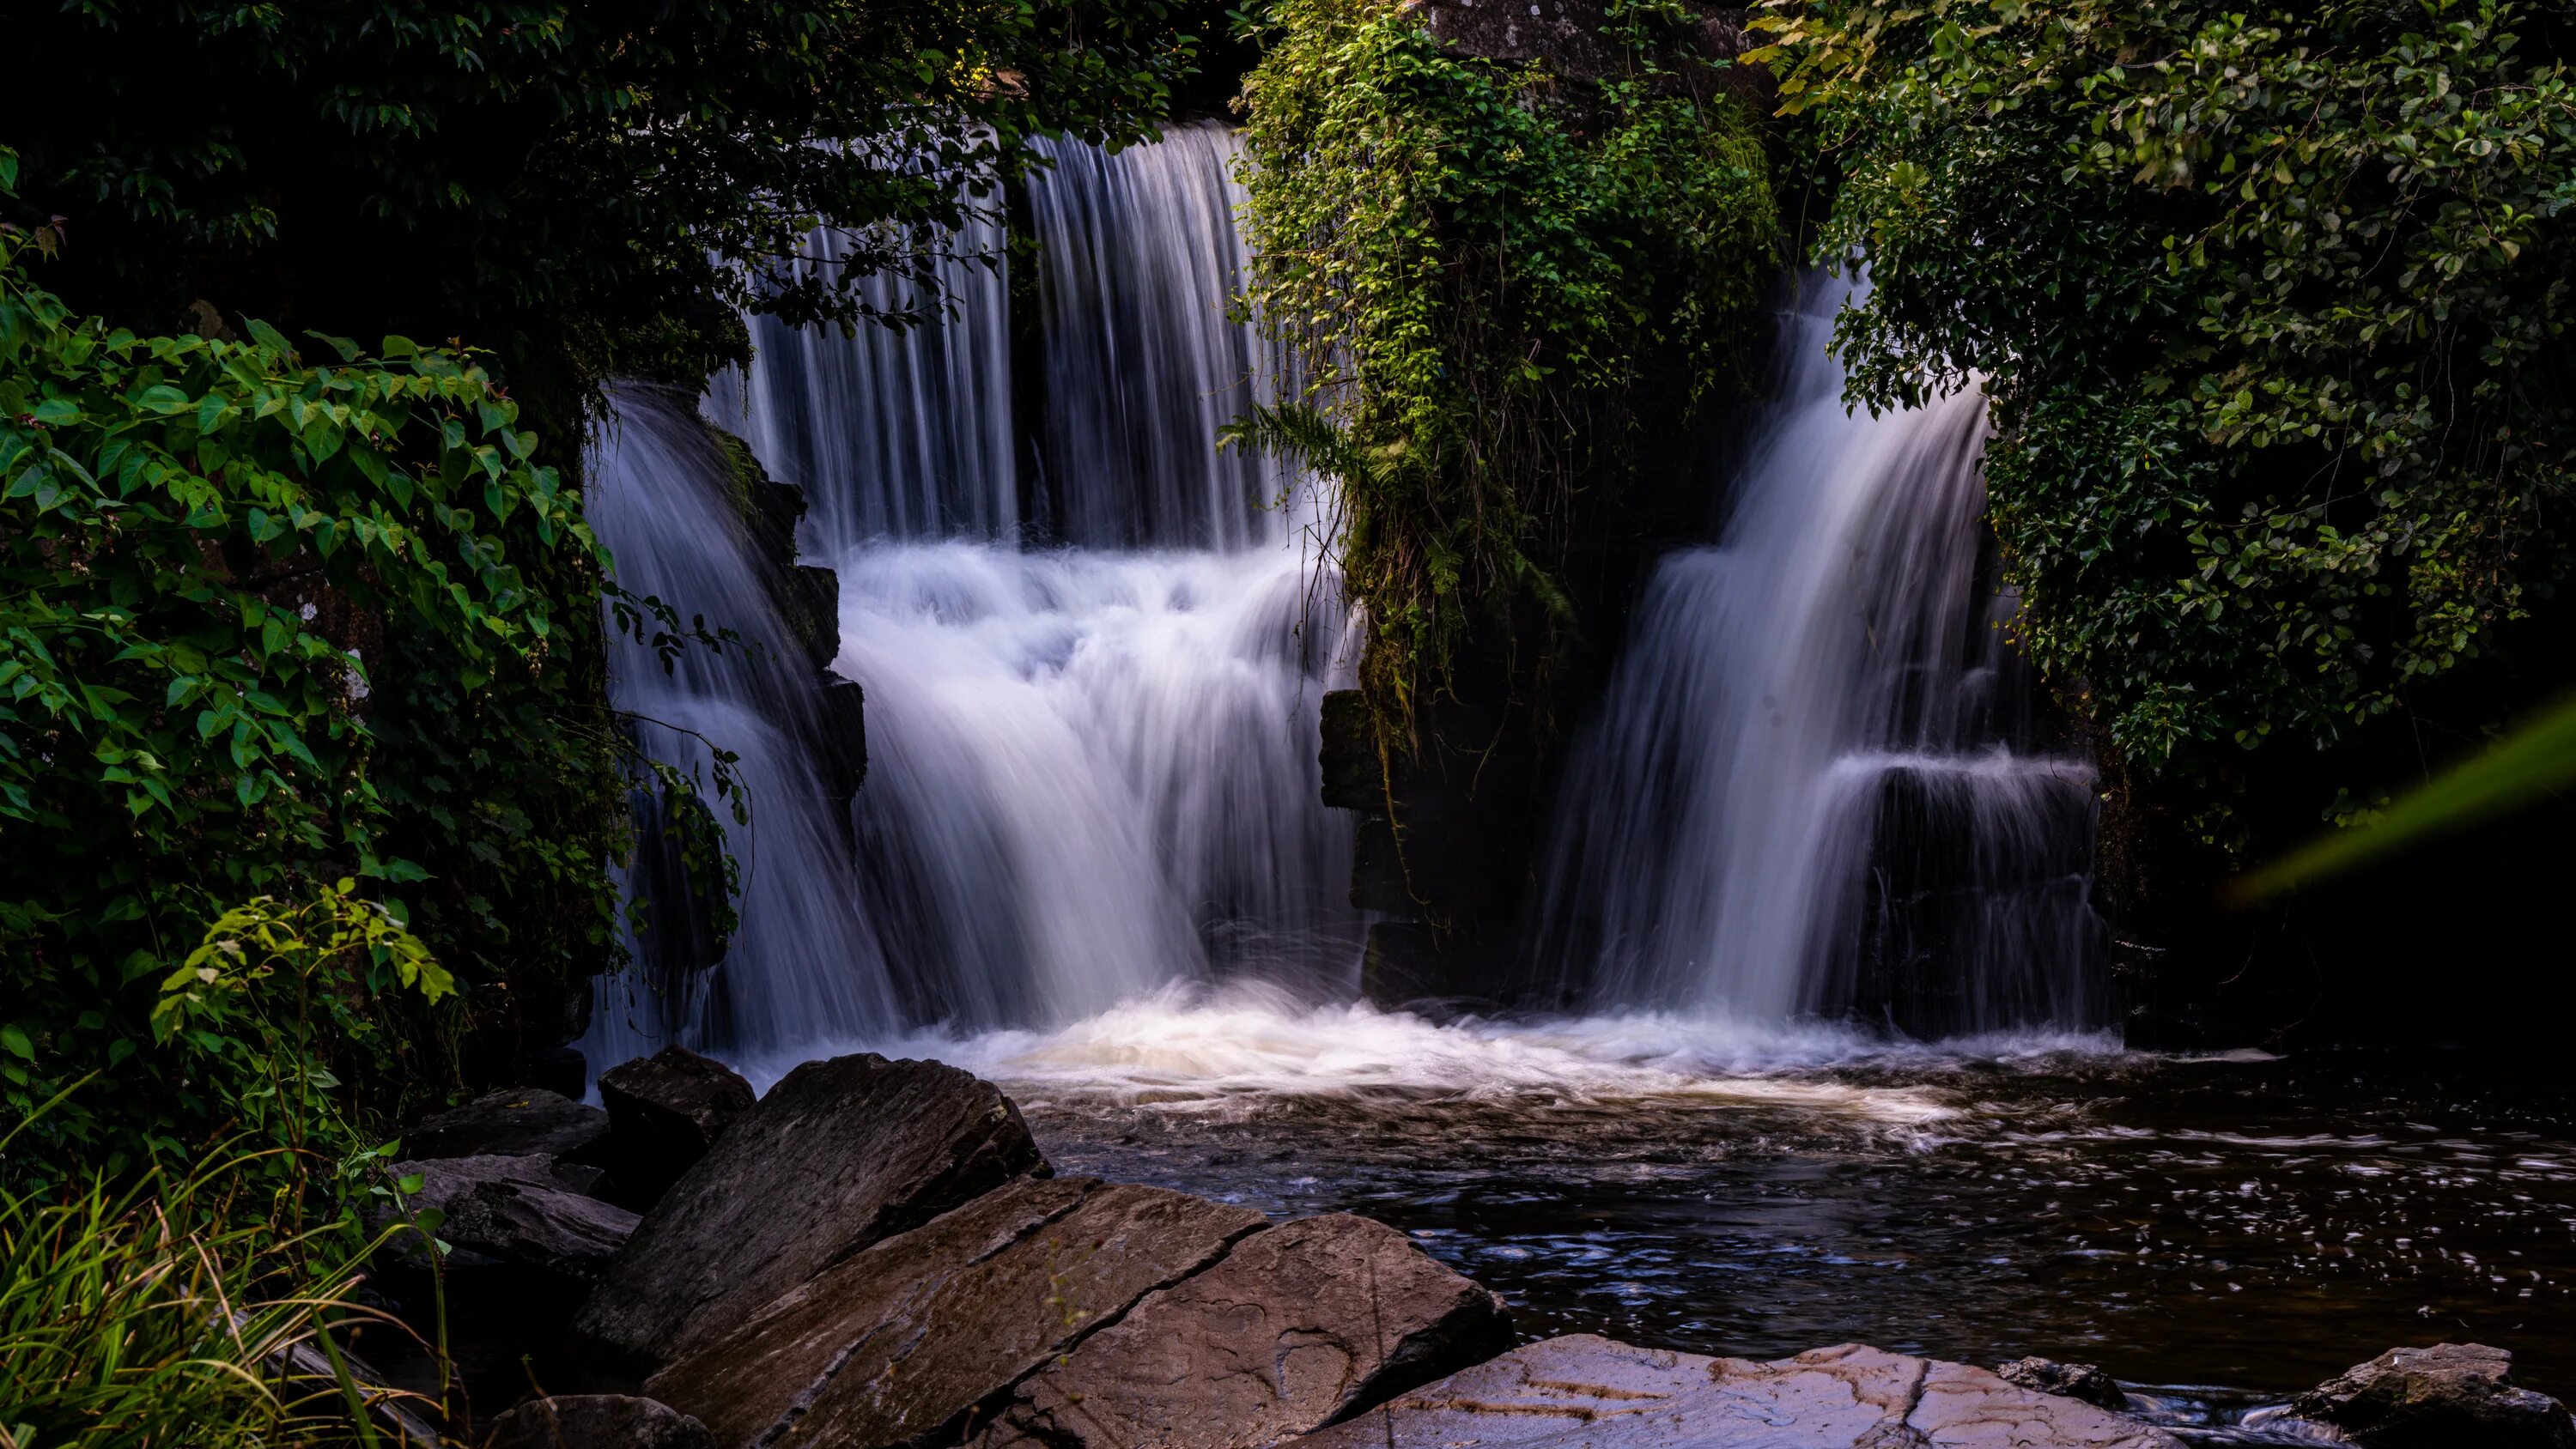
(484, 1394, 715, 1449)
(381, 1155, 637, 1282)
(403, 1088, 609, 1161)
(596, 1045, 755, 1207)
(1997, 1357, 2130, 1414)
(571, 1052, 1046, 1383)
(977, 1212, 1515, 1448)
(1287, 1336, 2178, 1449)
(646, 1177, 1265, 1449)
(2292, 1343, 2576, 1449)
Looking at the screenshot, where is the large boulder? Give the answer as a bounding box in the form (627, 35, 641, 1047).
(647, 1176, 1265, 1448)
(1289, 1336, 2178, 1448)
(2291, 1343, 2576, 1448)
(596, 1046, 756, 1206)
(1998, 1356, 2131, 1414)
(570, 1053, 1045, 1382)
(484, 1395, 715, 1449)
(977, 1213, 1512, 1448)
(382, 1155, 639, 1283)
(402, 1088, 608, 1162)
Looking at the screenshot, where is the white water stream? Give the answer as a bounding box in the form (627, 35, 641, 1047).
(585, 139, 2104, 1093)
(1537, 279, 2107, 1037)
(586, 124, 1359, 1066)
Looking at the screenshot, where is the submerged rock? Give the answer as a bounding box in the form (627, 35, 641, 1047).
(485, 1394, 715, 1449)
(977, 1212, 1513, 1449)
(383, 1155, 639, 1282)
(596, 1046, 756, 1206)
(402, 1088, 608, 1162)
(647, 1176, 1264, 1448)
(1998, 1357, 2131, 1414)
(1289, 1335, 2178, 1448)
(2292, 1343, 2576, 1448)
(571, 1052, 1045, 1382)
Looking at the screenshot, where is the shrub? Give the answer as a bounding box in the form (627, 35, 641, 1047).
(1752, 0, 2576, 834)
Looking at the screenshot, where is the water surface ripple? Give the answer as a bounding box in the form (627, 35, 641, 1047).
(799, 991, 2576, 1440)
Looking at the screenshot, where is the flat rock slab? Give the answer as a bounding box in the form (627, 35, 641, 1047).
(1289, 1336, 2178, 1449)
(979, 1213, 1513, 1449)
(648, 1176, 1266, 1448)
(404, 1088, 608, 1161)
(573, 1052, 1045, 1381)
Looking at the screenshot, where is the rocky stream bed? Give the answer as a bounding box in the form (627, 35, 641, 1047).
(350, 1046, 2576, 1448)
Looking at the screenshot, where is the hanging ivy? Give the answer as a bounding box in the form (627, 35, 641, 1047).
(1231, 0, 1780, 736)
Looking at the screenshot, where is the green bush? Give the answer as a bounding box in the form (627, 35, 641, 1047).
(1753, 0, 2576, 833)
(0, 182, 645, 1178)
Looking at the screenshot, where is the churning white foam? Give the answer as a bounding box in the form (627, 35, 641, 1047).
(736, 982, 2125, 1123)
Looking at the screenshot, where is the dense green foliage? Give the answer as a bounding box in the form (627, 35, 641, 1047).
(1753, 0, 2576, 827)
(14, 0, 1201, 427)
(5, 0, 1197, 1187)
(1234, 0, 1778, 727)
(0, 207, 684, 1176)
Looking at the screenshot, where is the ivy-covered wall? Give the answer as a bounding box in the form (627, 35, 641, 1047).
(1233, 0, 1783, 991)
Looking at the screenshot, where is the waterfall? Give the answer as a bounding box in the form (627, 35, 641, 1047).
(589, 124, 1358, 1064)
(709, 213, 1018, 553)
(1537, 278, 2107, 1035)
(583, 388, 897, 1062)
(1022, 125, 1290, 549)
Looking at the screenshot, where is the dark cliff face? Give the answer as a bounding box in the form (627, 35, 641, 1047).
(1321, 337, 1767, 1010)
(2099, 745, 2576, 1053)
(1279, 0, 1781, 1009)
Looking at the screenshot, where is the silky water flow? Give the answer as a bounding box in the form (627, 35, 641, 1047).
(1538, 276, 2109, 1039)
(572, 144, 2574, 1443)
(585, 124, 1359, 1064)
(588, 160, 2105, 1082)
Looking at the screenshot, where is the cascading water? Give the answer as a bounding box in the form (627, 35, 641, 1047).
(562, 159, 2563, 1436)
(590, 123, 1358, 1064)
(711, 212, 1018, 550)
(583, 388, 897, 1063)
(1537, 277, 2107, 1035)
(1022, 126, 1287, 549)
(590, 130, 2099, 1086)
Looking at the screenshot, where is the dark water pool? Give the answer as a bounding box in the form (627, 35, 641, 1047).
(999, 1040, 2575, 1440)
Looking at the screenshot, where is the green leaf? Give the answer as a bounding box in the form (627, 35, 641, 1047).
(246, 318, 295, 357)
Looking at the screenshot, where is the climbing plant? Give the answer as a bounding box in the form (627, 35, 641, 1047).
(1231, 0, 1779, 732)
(1750, 0, 2576, 835)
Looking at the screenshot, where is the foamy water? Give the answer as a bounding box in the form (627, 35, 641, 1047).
(736, 983, 2124, 1124)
